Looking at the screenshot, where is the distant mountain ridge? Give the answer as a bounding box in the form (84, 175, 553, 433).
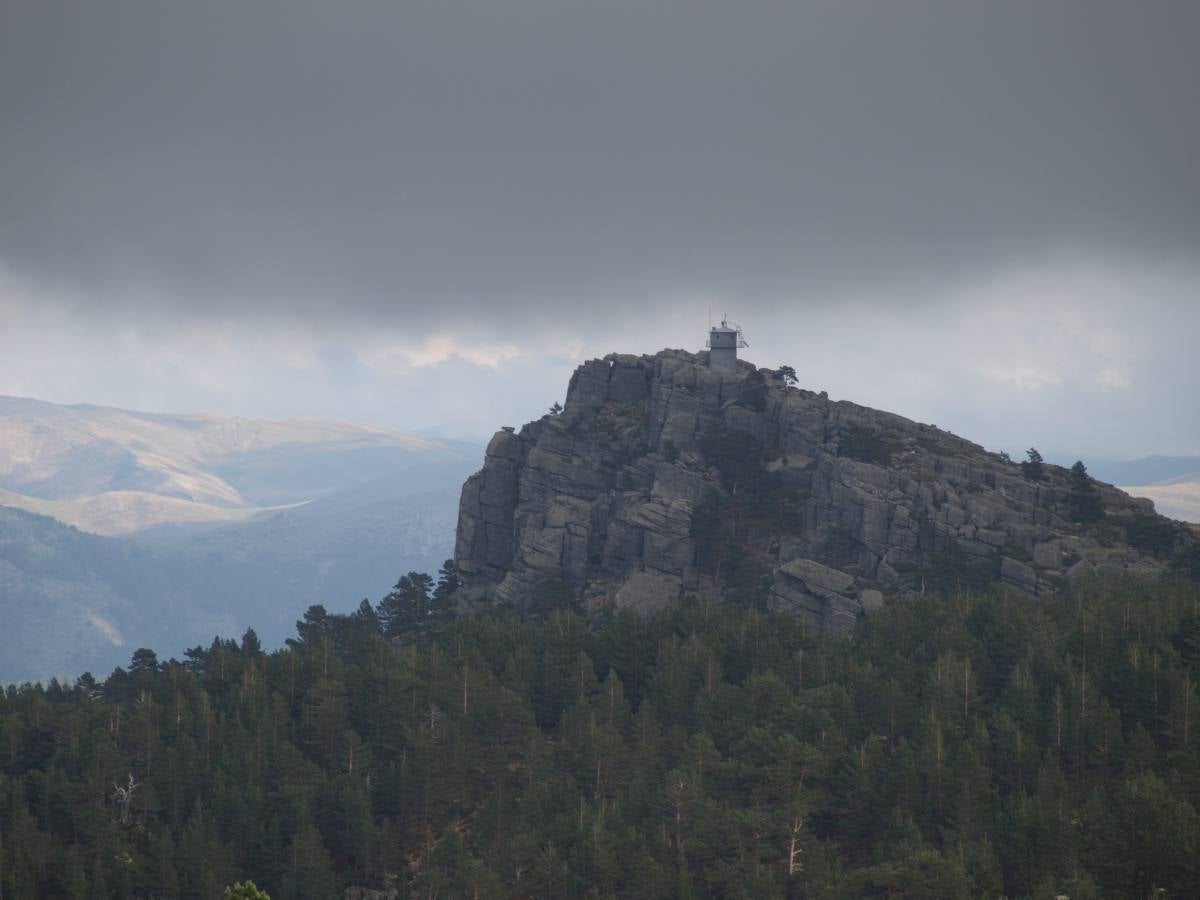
(1083, 456, 1200, 524)
(1089, 455, 1200, 487)
(0, 396, 480, 680)
(0, 395, 444, 523)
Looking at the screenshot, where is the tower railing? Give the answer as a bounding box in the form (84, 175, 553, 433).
(706, 321, 749, 349)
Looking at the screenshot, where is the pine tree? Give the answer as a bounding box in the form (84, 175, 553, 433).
(240, 627, 263, 656)
(376, 572, 435, 640)
(280, 823, 339, 899)
(432, 559, 461, 606)
(1021, 447, 1045, 482)
(129, 647, 159, 675)
(1067, 460, 1104, 522)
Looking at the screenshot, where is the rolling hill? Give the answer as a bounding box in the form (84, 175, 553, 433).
(0, 394, 445, 507)
(0, 486, 296, 535)
(0, 396, 479, 680)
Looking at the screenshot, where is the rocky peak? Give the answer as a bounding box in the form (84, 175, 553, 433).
(454, 349, 1197, 632)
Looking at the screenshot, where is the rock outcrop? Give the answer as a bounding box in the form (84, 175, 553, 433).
(455, 349, 1197, 633)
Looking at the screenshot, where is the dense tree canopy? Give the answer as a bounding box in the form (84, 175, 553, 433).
(1, 573, 1198, 898)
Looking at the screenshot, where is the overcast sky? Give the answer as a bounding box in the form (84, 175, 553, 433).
(1, 1, 1197, 459)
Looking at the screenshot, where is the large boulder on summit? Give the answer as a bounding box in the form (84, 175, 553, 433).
(454, 348, 1198, 630)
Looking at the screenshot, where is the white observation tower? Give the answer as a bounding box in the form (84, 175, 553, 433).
(706, 316, 748, 371)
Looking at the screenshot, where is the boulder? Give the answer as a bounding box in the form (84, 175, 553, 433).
(1000, 556, 1039, 595)
(613, 571, 681, 614)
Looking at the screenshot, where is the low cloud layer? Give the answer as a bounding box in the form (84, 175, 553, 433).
(1, 2, 1197, 459)
(3, 255, 1197, 460)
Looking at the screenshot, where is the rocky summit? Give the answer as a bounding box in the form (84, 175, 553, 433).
(454, 349, 1198, 633)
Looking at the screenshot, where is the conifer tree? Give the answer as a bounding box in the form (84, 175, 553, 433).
(1020, 447, 1045, 481)
(1067, 460, 1104, 522)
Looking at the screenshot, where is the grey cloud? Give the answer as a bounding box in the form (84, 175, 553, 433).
(2, 2, 1199, 461)
(2, 1, 1198, 324)
(2, 255, 1197, 459)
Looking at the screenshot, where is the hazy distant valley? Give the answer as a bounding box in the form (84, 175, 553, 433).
(0, 396, 479, 681)
(1090, 456, 1200, 525)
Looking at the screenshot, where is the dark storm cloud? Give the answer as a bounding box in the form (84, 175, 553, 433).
(3, 0, 1197, 323)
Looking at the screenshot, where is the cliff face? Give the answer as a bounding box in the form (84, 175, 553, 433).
(455, 349, 1195, 632)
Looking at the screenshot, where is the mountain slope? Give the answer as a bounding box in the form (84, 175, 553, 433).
(0, 476, 466, 683)
(0, 394, 444, 513)
(455, 349, 1198, 632)
(0, 397, 481, 680)
(0, 486, 295, 535)
(0, 506, 238, 681)
(1089, 455, 1200, 487)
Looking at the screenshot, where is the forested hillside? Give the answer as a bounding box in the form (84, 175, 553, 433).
(0, 483, 460, 683)
(2, 575, 1199, 898)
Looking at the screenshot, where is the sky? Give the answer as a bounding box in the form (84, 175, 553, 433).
(1, 1, 1198, 460)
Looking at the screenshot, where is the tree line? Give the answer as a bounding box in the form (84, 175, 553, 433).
(1, 569, 1199, 898)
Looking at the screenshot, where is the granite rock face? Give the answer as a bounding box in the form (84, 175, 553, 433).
(455, 349, 1195, 633)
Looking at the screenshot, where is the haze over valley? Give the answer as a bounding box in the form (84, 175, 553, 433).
(0, 395, 478, 681)
(1092, 456, 1200, 525)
